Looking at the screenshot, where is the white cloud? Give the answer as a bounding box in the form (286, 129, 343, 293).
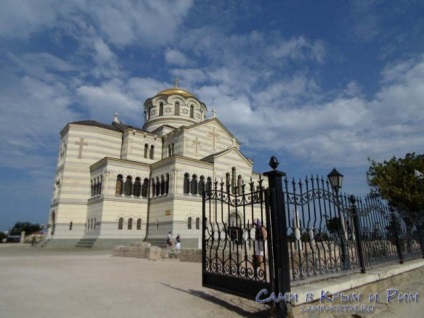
(0, 72, 79, 191)
(89, 0, 194, 47)
(268, 36, 326, 63)
(0, 0, 59, 39)
(165, 49, 191, 66)
(77, 80, 142, 124)
(6, 52, 74, 83)
(0, 0, 194, 48)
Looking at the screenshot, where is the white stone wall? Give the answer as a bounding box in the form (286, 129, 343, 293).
(49, 124, 122, 239)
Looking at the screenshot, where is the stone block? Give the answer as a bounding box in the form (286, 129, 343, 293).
(149, 246, 162, 261)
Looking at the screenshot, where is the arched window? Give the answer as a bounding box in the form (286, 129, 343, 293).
(133, 177, 141, 197)
(116, 175, 123, 195)
(124, 176, 133, 196)
(160, 175, 165, 195)
(171, 143, 174, 155)
(188, 217, 192, 229)
(51, 211, 56, 235)
(150, 145, 154, 159)
(196, 217, 200, 230)
(184, 173, 190, 194)
(190, 105, 194, 118)
(137, 218, 142, 230)
(142, 178, 149, 198)
(191, 174, 198, 195)
(155, 177, 160, 196)
(151, 178, 156, 197)
(91, 180, 94, 197)
(69, 222, 73, 231)
(159, 102, 164, 116)
(206, 177, 212, 193)
(128, 218, 133, 230)
(168, 144, 172, 157)
(199, 176, 205, 195)
(165, 173, 170, 194)
(118, 217, 123, 230)
(175, 102, 180, 115)
(99, 176, 102, 195)
(144, 144, 149, 158)
(94, 218, 96, 230)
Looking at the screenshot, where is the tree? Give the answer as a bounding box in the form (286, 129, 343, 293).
(367, 153, 424, 223)
(9, 222, 41, 236)
(326, 217, 342, 235)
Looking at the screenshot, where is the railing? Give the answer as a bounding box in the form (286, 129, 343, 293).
(280, 174, 423, 283)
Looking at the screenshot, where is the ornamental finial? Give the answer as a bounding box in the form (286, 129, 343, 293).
(269, 156, 279, 170)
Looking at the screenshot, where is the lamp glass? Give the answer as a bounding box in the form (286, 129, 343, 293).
(328, 168, 343, 191)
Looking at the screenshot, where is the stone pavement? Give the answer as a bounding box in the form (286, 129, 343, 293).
(0, 244, 423, 318)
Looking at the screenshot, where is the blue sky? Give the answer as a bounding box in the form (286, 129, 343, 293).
(1, 0, 424, 232)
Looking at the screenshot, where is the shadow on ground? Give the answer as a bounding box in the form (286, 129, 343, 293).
(161, 283, 271, 317)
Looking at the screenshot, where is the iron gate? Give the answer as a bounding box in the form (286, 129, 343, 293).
(202, 178, 273, 300)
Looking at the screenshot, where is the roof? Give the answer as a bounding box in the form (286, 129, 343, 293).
(155, 87, 196, 98)
(70, 120, 121, 132)
(70, 120, 147, 133)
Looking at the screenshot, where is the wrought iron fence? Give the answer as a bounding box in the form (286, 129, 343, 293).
(282, 174, 423, 282)
(202, 157, 424, 318)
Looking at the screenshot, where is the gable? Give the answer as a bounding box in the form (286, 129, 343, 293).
(202, 147, 253, 168)
(170, 118, 242, 160)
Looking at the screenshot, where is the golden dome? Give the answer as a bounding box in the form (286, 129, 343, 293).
(156, 87, 196, 98)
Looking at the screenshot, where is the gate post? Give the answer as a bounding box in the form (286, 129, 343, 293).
(263, 156, 290, 318)
(390, 208, 404, 264)
(349, 195, 366, 273)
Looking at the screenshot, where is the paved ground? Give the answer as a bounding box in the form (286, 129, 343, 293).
(0, 244, 423, 318)
(0, 244, 268, 318)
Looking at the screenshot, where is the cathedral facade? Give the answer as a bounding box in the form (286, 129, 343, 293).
(47, 86, 262, 248)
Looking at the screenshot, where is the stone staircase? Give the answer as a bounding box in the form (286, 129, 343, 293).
(37, 238, 51, 248)
(75, 238, 97, 248)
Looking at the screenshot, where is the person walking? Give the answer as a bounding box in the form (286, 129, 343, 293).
(254, 219, 267, 270)
(175, 234, 181, 252)
(166, 231, 172, 249)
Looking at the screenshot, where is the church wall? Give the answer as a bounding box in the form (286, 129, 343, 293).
(163, 132, 184, 158)
(121, 130, 162, 163)
(147, 196, 174, 239)
(50, 125, 122, 240)
(49, 203, 87, 239)
(89, 198, 147, 239)
(180, 122, 239, 160)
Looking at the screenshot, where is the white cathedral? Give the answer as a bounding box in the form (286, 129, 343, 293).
(46, 85, 263, 249)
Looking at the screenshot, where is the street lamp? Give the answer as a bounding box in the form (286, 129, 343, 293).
(328, 168, 343, 192)
(327, 168, 348, 270)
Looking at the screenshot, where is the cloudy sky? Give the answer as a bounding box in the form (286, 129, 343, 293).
(1, 0, 424, 231)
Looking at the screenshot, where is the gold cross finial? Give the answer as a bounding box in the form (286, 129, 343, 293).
(174, 78, 179, 88)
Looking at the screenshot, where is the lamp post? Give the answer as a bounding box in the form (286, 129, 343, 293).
(327, 168, 349, 270)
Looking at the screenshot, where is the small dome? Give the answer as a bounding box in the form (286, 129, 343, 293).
(156, 88, 195, 98)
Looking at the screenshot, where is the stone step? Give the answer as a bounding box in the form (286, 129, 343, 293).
(75, 238, 97, 248)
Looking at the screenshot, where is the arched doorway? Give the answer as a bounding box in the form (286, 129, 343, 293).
(50, 211, 56, 235)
